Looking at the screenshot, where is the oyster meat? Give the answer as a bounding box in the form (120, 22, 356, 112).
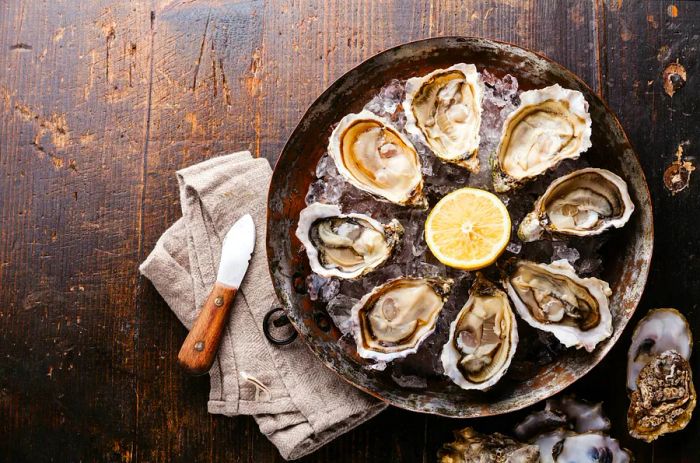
(328, 110, 426, 206)
(403, 63, 483, 172)
(504, 259, 612, 352)
(628, 350, 696, 442)
(627, 307, 693, 390)
(518, 168, 635, 242)
(493, 84, 592, 192)
(296, 203, 403, 279)
(438, 427, 540, 463)
(351, 277, 452, 361)
(441, 273, 518, 390)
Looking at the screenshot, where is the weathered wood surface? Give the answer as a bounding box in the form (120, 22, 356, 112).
(0, 1, 697, 461)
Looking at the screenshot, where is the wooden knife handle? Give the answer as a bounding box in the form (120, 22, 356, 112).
(178, 282, 237, 376)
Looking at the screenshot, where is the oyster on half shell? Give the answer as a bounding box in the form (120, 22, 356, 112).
(403, 63, 483, 172)
(536, 431, 631, 463)
(328, 110, 426, 207)
(627, 308, 693, 391)
(515, 395, 610, 442)
(296, 202, 403, 279)
(351, 277, 453, 362)
(441, 273, 518, 390)
(504, 259, 612, 352)
(628, 350, 696, 442)
(519, 168, 635, 242)
(493, 85, 592, 192)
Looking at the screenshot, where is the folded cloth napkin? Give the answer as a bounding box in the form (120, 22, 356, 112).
(139, 151, 387, 460)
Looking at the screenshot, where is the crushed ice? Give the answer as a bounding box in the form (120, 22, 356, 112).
(302, 71, 608, 387)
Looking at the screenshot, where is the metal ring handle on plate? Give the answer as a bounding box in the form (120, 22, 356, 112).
(262, 307, 298, 346)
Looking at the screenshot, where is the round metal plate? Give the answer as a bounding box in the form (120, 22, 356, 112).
(266, 37, 653, 417)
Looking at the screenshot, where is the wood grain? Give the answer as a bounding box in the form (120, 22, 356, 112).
(0, 0, 698, 461)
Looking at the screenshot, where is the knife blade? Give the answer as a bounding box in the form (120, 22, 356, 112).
(178, 214, 256, 375)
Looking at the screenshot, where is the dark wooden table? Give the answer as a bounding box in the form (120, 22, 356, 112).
(1, 1, 698, 461)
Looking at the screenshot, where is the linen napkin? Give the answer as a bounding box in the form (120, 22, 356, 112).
(139, 151, 386, 460)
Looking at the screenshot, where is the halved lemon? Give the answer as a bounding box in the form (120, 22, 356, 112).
(425, 188, 511, 270)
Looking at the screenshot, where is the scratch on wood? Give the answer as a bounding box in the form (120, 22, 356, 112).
(103, 23, 116, 82)
(14, 101, 70, 166)
(245, 49, 262, 98)
(219, 58, 231, 107)
(52, 27, 65, 43)
(191, 11, 211, 91)
(10, 43, 32, 51)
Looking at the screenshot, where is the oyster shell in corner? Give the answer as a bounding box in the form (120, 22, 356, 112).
(627, 307, 693, 391)
(537, 431, 631, 463)
(492, 84, 592, 192)
(628, 350, 696, 442)
(438, 427, 539, 463)
(403, 63, 483, 172)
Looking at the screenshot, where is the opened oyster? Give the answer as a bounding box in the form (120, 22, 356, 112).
(515, 395, 610, 442)
(536, 432, 631, 463)
(493, 84, 592, 192)
(441, 274, 518, 390)
(504, 259, 612, 352)
(351, 277, 452, 361)
(518, 168, 635, 242)
(438, 427, 539, 463)
(628, 350, 696, 442)
(328, 109, 426, 206)
(627, 308, 693, 390)
(296, 203, 403, 279)
(403, 63, 482, 172)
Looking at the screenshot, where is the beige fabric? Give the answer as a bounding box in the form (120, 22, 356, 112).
(139, 151, 386, 460)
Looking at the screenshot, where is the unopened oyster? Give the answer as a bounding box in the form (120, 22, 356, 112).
(351, 277, 452, 361)
(438, 427, 539, 463)
(515, 395, 610, 442)
(628, 350, 696, 442)
(518, 168, 635, 242)
(296, 203, 403, 279)
(493, 85, 592, 192)
(537, 432, 631, 463)
(403, 63, 483, 172)
(328, 110, 426, 206)
(441, 273, 518, 390)
(627, 308, 692, 390)
(504, 259, 612, 352)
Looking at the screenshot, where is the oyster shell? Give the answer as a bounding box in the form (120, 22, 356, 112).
(403, 63, 483, 172)
(493, 84, 592, 192)
(351, 277, 453, 361)
(504, 259, 612, 352)
(328, 109, 426, 207)
(438, 427, 540, 463)
(441, 273, 518, 390)
(541, 432, 631, 463)
(627, 350, 696, 442)
(626, 308, 693, 391)
(296, 203, 403, 279)
(515, 395, 610, 442)
(518, 168, 635, 242)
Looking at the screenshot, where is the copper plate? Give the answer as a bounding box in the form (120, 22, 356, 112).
(266, 37, 653, 417)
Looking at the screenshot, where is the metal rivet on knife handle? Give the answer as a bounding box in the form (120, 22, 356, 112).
(194, 341, 205, 351)
(214, 296, 224, 307)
